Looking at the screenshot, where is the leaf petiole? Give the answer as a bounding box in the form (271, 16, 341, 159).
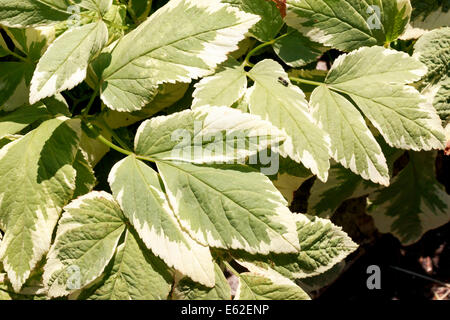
(243, 31, 293, 67)
(289, 76, 324, 87)
(83, 120, 156, 163)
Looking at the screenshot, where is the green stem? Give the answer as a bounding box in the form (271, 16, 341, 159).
(96, 132, 134, 156)
(223, 260, 240, 278)
(83, 120, 156, 163)
(82, 86, 100, 116)
(243, 31, 293, 67)
(289, 76, 324, 87)
(97, 117, 132, 152)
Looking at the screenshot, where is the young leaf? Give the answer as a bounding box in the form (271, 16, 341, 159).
(100, 0, 260, 112)
(192, 65, 247, 109)
(43, 192, 126, 297)
(89, 229, 173, 300)
(235, 270, 310, 300)
(310, 85, 389, 185)
(172, 263, 231, 300)
(108, 155, 215, 287)
(286, 0, 412, 51)
(135, 106, 286, 164)
(30, 21, 108, 104)
(0, 0, 71, 28)
(368, 152, 450, 245)
(0, 117, 80, 292)
(246, 59, 331, 182)
(324, 46, 446, 152)
(223, 0, 284, 42)
(157, 161, 300, 254)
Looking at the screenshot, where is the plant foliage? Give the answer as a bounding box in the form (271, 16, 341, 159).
(0, 0, 448, 300)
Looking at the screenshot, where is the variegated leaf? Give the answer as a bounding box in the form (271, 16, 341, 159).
(30, 21, 108, 104)
(100, 0, 260, 111)
(246, 59, 331, 182)
(0, 117, 80, 292)
(89, 229, 173, 300)
(44, 191, 126, 297)
(108, 155, 215, 287)
(157, 161, 300, 255)
(135, 106, 286, 164)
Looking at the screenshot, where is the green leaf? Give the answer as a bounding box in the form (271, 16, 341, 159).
(99, 82, 189, 130)
(192, 65, 247, 109)
(72, 151, 96, 199)
(324, 46, 446, 152)
(223, 0, 284, 42)
(0, 103, 50, 139)
(402, 1, 450, 39)
(308, 140, 403, 218)
(0, 117, 80, 292)
(100, 0, 260, 112)
(413, 27, 450, 86)
(308, 164, 378, 218)
(310, 85, 389, 185)
(30, 21, 108, 104)
(0, 94, 68, 140)
(172, 262, 231, 300)
(433, 78, 450, 124)
(286, 0, 412, 51)
(247, 59, 331, 182)
(0, 0, 71, 28)
(299, 261, 345, 292)
(235, 214, 357, 280)
(135, 106, 285, 164)
(90, 229, 173, 300)
(272, 28, 326, 68)
(157, 161, 300, 254)
(108, 155, 215, 287)
(0, 61, 35, 112)
(368, 152, 450, 245)
(235, 270, 310, 300)
(0, 34, 9, 57)
(4, 26, 55, 62)
(43, 191, 126, 297)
